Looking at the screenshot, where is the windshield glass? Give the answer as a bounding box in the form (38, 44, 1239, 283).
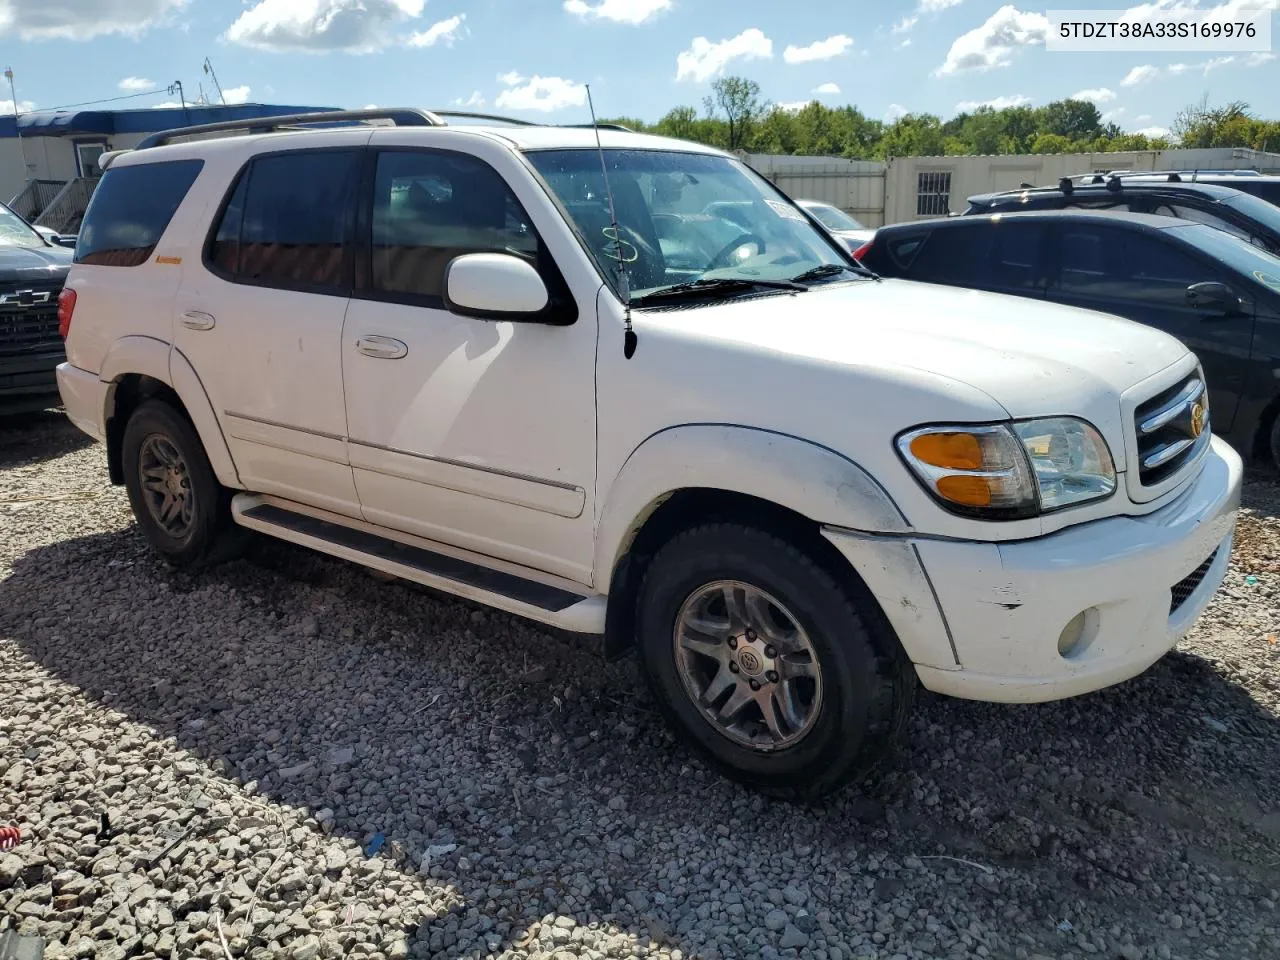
(0, 204, 45, 249)
(1181, 222, 1280, 283)
(805, 202, 864, 231)
(525, 149, 847, 297)
(1221, 192, 1280, 239)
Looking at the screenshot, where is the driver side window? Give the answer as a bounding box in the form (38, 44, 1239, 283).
(366, 150, 539, 303)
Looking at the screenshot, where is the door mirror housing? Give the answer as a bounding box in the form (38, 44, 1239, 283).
(444, 253, 550, 320)
(1185, 281, 1244, 315)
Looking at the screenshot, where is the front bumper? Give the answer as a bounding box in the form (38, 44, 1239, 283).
(913, 436, 1241, 702)
(0, 349, 64, 411)
(824, 436, 1241, 704)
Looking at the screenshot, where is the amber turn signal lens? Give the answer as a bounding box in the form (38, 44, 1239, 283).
(934, 474, 993, 507)
(909, 432, 984, 471)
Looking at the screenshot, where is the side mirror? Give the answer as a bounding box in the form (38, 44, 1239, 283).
(1185, 281, 1243, 315)
(445, 253, 549, 320)
(32, 225, 62, 246)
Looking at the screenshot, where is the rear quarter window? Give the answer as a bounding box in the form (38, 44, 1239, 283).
(75, 159, 204, 267)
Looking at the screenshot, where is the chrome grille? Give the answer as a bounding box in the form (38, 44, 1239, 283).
(0, 281, 63, 356)
(1133, 372, 1209, 488)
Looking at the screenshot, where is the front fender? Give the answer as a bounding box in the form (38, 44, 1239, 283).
(594, 424, 911, 592)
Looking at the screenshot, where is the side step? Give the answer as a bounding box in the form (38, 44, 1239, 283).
(231, 494, 606, 634)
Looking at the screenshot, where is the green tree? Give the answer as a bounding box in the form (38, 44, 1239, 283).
(703, 76, 765, 152)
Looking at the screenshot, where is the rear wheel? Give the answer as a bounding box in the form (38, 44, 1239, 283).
(636, 523, 915, 800)
(122, 399, 241, 568)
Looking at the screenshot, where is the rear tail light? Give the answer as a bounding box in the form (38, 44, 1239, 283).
(851, 241, 872, 261)
(57, 288, 77, 339)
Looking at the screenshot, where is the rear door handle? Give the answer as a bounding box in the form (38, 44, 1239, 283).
(181, 310, 216, 331)
(355, 335, 408, 360)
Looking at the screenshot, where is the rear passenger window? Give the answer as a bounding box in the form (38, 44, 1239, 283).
(75, 159, 203, 267)
(366, 150, 539, 303)
(207, 149, 361, 293)
(901, 227, 988, 286)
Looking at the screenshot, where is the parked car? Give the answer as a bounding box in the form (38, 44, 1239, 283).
(964, 177, 1280, 256)
(56, 109, 1240, 798)
(795, 199, 876, 252)
(0, 200, 73, 414)
(855, 209, 1280, 468)
(1099, 170, 1280, 207)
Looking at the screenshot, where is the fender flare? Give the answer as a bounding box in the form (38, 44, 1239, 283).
(98, 336, 241, 489)
(594, 423, 910, 593)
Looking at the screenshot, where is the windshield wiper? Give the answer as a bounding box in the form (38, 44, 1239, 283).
(631, 276, 809, 305)
(789, 263, 878, 283)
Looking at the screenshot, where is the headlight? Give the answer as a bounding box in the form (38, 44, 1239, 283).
(897, 418, 1115, 519)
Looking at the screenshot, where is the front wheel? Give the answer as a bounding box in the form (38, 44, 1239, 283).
(636, 524, 915, 800)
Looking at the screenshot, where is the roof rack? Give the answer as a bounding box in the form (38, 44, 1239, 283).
(134, 108, 445, 150)
(428, 110, 540, 126)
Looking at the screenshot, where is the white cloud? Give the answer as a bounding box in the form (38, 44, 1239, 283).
(498, 71, 525, 86)
(1202, 55, 1235, 73)
(118, 76, 154, 92)
(812, 82, 841, 95)
(1166, 62, 1191, 74)
(897, 38, 913, 48)
(150, 101, 184, 109)
(408, 13, 465, 47)
(920, 0, 963, 9)
(495, 75, 587, 112)
(675, 28, 773, 83)
(956, 94, 1032, 111)
(1247, 52, 1277, 67)
(1121, 64, 1159, 86)
(777, 100, 811, 113)
(892, 15, 918, 33)
(1072, 87, 1117, 104)
(563, 0, 670, 23)
(221, 85, 252, 105)
(0, 0, 185, 40)
(1135, 125, 1171, 138)
(0, 99, 36, 115)
(225, 0, 425, 53)
(935, 5, 1049, 75)
(1135, 113, 1152, 123)
(1102, 107, 1126, 122)
(783, 34, 853, 64)
(452, 91, 485, 108)
(885, 103, 908, 122)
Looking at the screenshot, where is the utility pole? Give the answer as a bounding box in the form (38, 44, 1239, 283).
(5, 66, 31, 180)
(202, 58, 227, 106)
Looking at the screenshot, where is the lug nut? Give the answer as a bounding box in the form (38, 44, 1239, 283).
(745, 630, 756, 641)
(766, 671, 779, 683)
(764, 645, 777, 658)
(729, 662, 740, 673)
(727, 636, 738, 649)
(749, 679, 761, 691)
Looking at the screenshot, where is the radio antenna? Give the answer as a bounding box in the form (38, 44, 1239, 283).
(585, 83, 636, 359)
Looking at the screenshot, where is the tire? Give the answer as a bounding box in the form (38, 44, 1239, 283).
(121, 399, 241, 569)
(636, 523, 915, 800)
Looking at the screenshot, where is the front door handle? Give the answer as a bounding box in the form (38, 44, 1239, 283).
(355, 335, 408, 360)
(181, 310, 216, 331)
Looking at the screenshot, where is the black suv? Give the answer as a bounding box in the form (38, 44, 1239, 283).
(0, 201, 73, 414)
(855, 209, 1280, 468)
(1099, 171, 1280, 207)
(964, 176, 1280, 257)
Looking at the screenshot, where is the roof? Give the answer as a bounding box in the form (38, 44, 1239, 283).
(969, 180, 1242, 205)
(442, 124, 728, 155)
(1, 103, 339, 138)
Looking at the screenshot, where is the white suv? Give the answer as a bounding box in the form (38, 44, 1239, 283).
(56, 109, 1241, 798)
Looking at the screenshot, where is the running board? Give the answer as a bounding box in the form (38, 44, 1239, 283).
(231, 494, 606, 634)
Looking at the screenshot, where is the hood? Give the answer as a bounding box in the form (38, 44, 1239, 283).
(0, 241, 73, 280)
(639, 277, 1191, 468)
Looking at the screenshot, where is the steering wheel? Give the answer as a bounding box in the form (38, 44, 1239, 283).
(709, 233, 766, 270)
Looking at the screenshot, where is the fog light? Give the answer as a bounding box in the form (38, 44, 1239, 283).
(1057, 608, 1098, 659)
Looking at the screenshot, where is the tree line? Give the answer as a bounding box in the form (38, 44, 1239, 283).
(603, 77, 1280, 160)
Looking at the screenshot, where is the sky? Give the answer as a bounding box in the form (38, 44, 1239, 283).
(0, 0, 1277, 140)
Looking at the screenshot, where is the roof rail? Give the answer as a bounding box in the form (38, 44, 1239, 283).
(134, 108, 444, 150)
(561, 122, 636, 132)
(428, 110, 540, 127)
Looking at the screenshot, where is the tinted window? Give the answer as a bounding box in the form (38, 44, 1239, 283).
(76, 159, 203, 267)
(902, 226, 985, 285)
(211, 149, 360, 291)
(1055, 225, 1220, 305)
(368, 151, 538, 302)
(986, 223, 1045, 291)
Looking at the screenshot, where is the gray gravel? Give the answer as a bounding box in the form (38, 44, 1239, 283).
(2, 410, 1279, 960)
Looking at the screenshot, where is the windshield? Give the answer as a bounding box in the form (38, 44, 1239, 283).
(0, 203, 45, 249)
(1220, 192, 1280, 240)
(1180, 222, 1280, 285)
(805, 202, 864, 232)
(525, 149, 848, 297)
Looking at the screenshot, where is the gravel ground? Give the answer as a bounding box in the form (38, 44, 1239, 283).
(1, 410, 1278, 960)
